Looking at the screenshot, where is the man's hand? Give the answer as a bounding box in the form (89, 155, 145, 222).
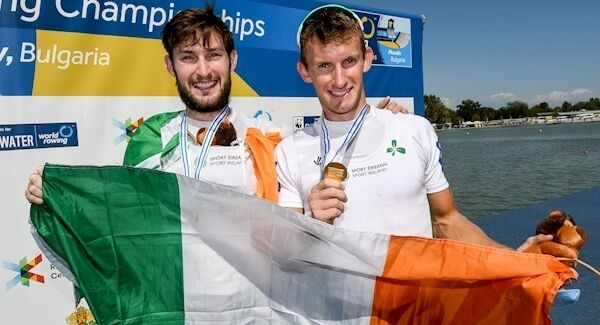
(518, 234, 579, 277)
(376, 96, 409, 114)
(25, 165, 44, 205)
(516, 234, 553, 252)
(308, 178, 347, 224)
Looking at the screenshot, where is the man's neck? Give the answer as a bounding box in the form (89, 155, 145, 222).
(186, 108, 222, 122)
(323, 99, 368, 122)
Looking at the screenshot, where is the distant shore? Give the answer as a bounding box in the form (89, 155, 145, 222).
(436, 116, 600, 130)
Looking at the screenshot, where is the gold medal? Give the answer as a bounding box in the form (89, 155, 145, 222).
(324, 162, 348, 181)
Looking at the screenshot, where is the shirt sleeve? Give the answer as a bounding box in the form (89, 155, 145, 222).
(420, 119, 449, 194)
(123, 111, 180, 169)
(275, 137, 304, 209)
(123, 119, 162, 168)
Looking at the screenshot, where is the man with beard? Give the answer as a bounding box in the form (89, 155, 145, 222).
(23, 5, 408, 321)
(25, 7, 294, 321)
(121, 4, 405, 201)
(119, 5, 283, 201)
(25, 4, 404, 204)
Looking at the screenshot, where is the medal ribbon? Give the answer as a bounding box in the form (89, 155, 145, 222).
(180, 106, 231, 179)
(319, 104, 369, 178)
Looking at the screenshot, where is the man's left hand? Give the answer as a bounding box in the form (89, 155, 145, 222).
(376, 96, 409, 114)
(516, 234, 553, 252)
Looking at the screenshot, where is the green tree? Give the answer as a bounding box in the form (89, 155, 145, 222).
(584, 98, 600, 110)
(424, 95, 449, 126)
(505, 100, 529, 118)
(476, 106, 496, 121)
(456, 99, 481, 122)
(496, 107, 509, 119)
(447, 109, 460, 125)
(528, 104, 542, 117)
(561, 101, 572, 112)
(573, 101, 587, 111)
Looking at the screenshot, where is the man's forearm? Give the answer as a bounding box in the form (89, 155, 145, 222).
(433, 212, 509, 249)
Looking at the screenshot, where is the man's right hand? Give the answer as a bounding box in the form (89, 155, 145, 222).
(307, 178, 347, 224)
(25, 166, 44, 205)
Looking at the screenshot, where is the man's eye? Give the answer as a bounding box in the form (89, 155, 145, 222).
(318, 63, 330, 69)
(344, 58, 357, 66)
(208, 52, 222, 59)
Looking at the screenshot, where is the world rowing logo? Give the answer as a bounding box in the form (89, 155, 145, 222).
(3, 254, 45, 290)
(59, 125, 74, 138)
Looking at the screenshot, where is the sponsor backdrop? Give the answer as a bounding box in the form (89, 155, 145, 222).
(0, 0, 423, 323)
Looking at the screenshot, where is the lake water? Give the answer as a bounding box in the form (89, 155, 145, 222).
(437, 122, 600, 219)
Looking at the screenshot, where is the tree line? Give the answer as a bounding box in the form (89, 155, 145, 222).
(424, 96, 600, 125)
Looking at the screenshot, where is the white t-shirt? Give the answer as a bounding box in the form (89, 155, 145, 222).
(276, 108, 449, 236)
(124, 109, 285, 320)
(163, 110, 280, 195)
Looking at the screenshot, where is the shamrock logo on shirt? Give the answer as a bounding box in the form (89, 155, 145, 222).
(386, 140, 406, 156)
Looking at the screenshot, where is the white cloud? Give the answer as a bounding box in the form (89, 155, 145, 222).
(440, 97, 454, 108)
(485, 92, 525, 107)
(490, 92, 516, 100)
(533, 88, 594, 104)
(572, 88, 593, 96)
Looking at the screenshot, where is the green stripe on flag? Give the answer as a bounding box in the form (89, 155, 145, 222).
(30, 165, 185, 324)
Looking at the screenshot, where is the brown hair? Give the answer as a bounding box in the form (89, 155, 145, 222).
(161, 3, 235, 59)
(299, 6, 365, 65)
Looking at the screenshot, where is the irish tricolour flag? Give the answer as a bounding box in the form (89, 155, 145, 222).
(30, 165, 574, 324)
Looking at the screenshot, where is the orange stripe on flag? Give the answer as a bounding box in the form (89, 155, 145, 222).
(370, 236, 575, 325)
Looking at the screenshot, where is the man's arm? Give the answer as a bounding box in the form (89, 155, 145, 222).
(428, 188, 553, 250)
(428, 188, 507, 248)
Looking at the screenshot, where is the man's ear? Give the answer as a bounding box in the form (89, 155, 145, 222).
(297, 61, 313, 84)
(164, 55, 175, 77)
(229, 49, 238, 70)
(362, 46, 374, 73)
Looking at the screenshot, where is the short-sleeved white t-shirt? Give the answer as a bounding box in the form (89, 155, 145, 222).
(185, 110, 279, 195)
(276, 108, 448, 237)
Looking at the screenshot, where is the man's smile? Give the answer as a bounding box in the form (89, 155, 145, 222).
(329, 88, 351, 97)
(192, 80, 218, 90)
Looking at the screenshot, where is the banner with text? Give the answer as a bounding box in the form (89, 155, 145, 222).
(0, 0, 423, 323)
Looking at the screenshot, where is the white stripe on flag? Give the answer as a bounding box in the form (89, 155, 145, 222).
(177, 175, 390, 323)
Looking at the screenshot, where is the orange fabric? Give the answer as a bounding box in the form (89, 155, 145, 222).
(370, 236, 575, 325)
(245, 128, 282, 203)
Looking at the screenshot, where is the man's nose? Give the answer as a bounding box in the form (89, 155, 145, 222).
(195, 58, 211, 77)
(332, 67, 347, 89)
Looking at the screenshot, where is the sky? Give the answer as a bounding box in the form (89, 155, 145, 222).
(319, 0, 600, 109)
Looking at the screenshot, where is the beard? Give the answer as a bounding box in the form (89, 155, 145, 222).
(176, 75, 232, 114)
